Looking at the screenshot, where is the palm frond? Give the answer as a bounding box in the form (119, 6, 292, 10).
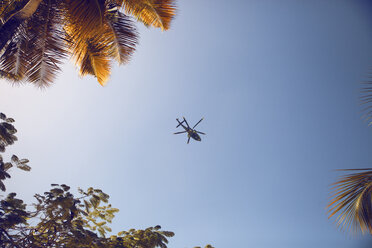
(64, 0, 115, 85)
(0, 69, 21, 81)
(67, 4, 137, 85)
(120, 0, 176, 30)
(0, 24, 28, 82)
(64, 0, 106, 39)
(68, 31, 112, 86)
(23, 0, 67, 87)
(80, 42, 111, 86)
(105, 9, 138, 64)
(327, 169, 372, 234)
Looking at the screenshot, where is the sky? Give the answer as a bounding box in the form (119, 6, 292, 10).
(2, 0, 372, 247)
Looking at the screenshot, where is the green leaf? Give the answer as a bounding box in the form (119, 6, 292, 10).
(51, 188, 64, 195)
(90, 196, 100, 208)
(4, 162, 12, 170)
(17, 164, 31, 171)
(98, 226, 105, 237)
(96, 221, 106, 226)
(154, 225, 161, 230)
(99, 192, 109, 202)
(61, 184, 70, 191)
(11, 154, 19, 163)
(19, 159, 29, 164)
(87, 187, 94, 194)
(0, 180, 5, 191)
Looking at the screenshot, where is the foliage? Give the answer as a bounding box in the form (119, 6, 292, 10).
(0, 0, 176, 87)
(327, 169, 372, 235)
(1, 183, 176, 247)
(0, 112, 30, 191)
(0, 112, 213, 247)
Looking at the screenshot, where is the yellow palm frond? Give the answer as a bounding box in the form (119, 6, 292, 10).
(67, 28, 112, 86)
(327, 169, 372, 234)
(64, 0, 117, 85)
(66, 5, 137, 85)
(120, 0, 176, 30)
(64, 0, 106, 39)
(79, 43, 111, 86)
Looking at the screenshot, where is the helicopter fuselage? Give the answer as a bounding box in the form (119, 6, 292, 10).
(176, 119, 201, 141)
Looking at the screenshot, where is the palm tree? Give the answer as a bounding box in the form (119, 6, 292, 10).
(0, 0, 176, 87)
(326, 77, 372, 234)
(328, 169, 372, 234)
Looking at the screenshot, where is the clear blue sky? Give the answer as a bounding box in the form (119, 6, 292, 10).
(2, 0, 372, 247)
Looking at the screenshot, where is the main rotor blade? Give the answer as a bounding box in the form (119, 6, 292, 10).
(174, 131, 187, 135)
(176, 119, 184, 128)
(183, 117, 190, 128)
(187, 136, 190, 144)
(196, 131, 206, 135)
(193, 117, 204, 129)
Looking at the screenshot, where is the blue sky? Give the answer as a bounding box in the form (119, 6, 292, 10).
(2, 0, 372, 247)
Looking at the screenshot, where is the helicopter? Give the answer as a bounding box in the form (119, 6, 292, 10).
(174, 117, 205, 144)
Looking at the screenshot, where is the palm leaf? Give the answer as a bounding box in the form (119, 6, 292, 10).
(68, 31, 112, 86)
(327, 169, 372, 234)
(65, 0, 116, 85)
(23, 0, 67, 87)
(67, 5, 137, 85)
(119, 0, 176, 30)
(79, 42, 111, 86)
(0, 24, 28, 82)
(0, 69, 21, 81)
(64, 0, 106, 40)
(105, 9, 138, 64)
